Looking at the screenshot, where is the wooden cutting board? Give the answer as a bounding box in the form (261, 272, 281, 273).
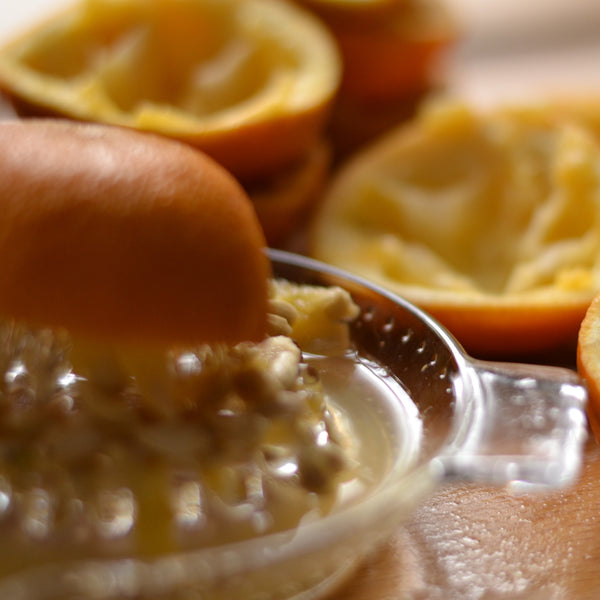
(332, 392, 600, 600)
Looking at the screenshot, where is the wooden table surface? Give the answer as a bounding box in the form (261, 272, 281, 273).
(329, 441, 599, 600)
(329, 343, 599, 600)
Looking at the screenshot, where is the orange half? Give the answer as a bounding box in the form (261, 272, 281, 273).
(0, 0, 341, 181)
(313, 0, 457, 103)
(310, 101, 600, 358)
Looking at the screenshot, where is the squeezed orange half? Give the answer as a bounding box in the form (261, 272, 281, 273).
(0, 0, 342, 181)
(310, 101, 600, 358)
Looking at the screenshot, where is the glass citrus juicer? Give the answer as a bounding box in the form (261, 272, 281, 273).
(0, 249, 587, 600)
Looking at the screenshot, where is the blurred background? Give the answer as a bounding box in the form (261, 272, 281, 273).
(444, 0, 600, 105)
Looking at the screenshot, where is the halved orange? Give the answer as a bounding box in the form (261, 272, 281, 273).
(0, 0, 341, 181)
(309, 0, 457, 103)
(0, 118, 271, 347)
(577, 293, 600, 441)
(310, 100, 600, 358)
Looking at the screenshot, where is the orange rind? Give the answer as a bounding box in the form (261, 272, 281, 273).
(306, 0, 457, 103)
(577, 293, 600, 441)
(0, 118, 271, 347)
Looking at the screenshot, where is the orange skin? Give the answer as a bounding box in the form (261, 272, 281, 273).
(336, 31, 454, 101)
(577, 293, 600, 443)
(431, 302, 588, 360)
(303, 0, 457, 102)
(0, 119, 270, 347)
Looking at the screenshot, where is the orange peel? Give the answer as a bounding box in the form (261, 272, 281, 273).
(577, 292, 600, 441)
(0, 118, 271, 347)
(305, 0, 456, 103)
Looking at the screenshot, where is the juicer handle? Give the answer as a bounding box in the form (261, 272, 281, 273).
(435, 360, 589, 492)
